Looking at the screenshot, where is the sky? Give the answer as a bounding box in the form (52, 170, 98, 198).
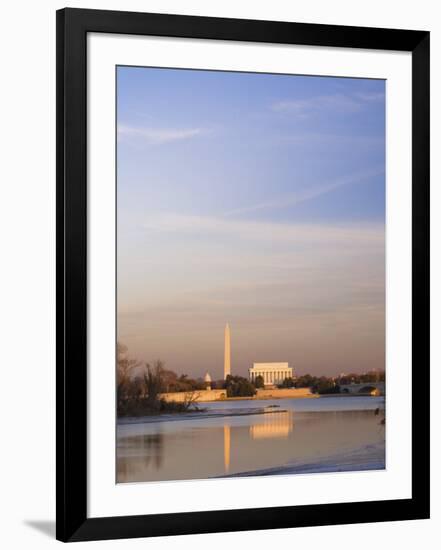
(117, 66, 385, 379)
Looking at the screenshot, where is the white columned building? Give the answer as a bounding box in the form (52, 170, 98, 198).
(248, 362, 293, 386)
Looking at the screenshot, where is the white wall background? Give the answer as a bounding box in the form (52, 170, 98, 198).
(0, 1, 438, 548)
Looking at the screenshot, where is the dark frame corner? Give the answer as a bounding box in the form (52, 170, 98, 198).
(56, 8, 430, 542)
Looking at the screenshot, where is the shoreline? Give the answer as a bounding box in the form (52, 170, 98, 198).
(199, 393, 319, 403)
(117, 398, 385, 425)
(198, 392, 382, 403)
(118, 407, 288, 425)
(220, 443, 386, 478)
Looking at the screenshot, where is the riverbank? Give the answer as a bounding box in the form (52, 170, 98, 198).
(118, 406, 286, 425)
(159, 387, 384, 405)
(118, 396, 385, 425)
(222, 442, 385, 478)
(319, 392, 384, 398)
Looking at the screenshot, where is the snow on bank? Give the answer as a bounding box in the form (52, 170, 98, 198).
(222, 442, 385, 478)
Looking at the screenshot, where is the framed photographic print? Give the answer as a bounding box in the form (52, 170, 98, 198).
(56, 8, 430, 542)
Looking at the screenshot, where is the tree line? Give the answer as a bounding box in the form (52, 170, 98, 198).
(117, 343, 385, 414)
(117, 343, 201, 416)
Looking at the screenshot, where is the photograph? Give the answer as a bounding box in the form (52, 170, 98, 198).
(116, 66, 386, 484)
(0, 0, 434, 546)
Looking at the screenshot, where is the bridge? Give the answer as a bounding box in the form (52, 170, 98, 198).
(338, 382, 385, 396)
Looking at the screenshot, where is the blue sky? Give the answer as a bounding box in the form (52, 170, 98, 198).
(117, 66, 385, 378)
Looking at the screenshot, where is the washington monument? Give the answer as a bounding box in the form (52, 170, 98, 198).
(224, 323, 231, 380)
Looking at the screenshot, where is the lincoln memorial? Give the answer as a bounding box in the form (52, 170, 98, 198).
(249, 362, 293, 386)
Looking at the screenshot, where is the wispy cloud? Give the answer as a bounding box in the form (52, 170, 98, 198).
(355, 91, 385, 102)
(117, 125, 205, 145)
(121, 212, 384, 376)
(142, 213, 384, 249)
(271, 91, 384, 117)
(278, 132, 384, 149)
(271, 93, 362, 116)
(223, 167, 384, 218)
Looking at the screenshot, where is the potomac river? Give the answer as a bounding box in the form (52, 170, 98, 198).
(117, 396, 385, 483)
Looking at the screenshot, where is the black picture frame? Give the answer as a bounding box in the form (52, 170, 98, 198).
(56, 7, 430, 542)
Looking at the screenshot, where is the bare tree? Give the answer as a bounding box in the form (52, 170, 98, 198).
(116, 347, 205, 417)
(161, 368, 178, 393)
(117, 342, 142, 408)
(143, 360, 165, 410)
(182, 391, 201, 411)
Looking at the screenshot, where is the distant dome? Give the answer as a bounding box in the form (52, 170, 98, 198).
(204, 372, 212, 383)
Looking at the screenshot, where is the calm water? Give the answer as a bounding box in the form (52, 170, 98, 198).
(117, 396, 385, 483)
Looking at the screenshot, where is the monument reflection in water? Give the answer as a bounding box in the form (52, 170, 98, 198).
(222, 411, 292, 473)
(117, 398, 385, 483)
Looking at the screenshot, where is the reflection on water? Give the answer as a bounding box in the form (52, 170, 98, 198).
(224, 425, 230, 472)
(117, 396, 385, 483)
(249, 411, 293, 440)
(118, 433, 165, 479)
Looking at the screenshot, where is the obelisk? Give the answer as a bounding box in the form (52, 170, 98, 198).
(224, 323, 231, 379)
